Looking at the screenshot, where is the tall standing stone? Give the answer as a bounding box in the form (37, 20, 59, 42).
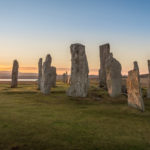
(127, 70, 145, 111)
(147, 60, 150, 98)
(133, 61, 139, 73)
(50, 66, 57, 88)
(148, 60, 150, 73)
(105, 54, 122, 97)
(11, 60, 19, 88)
(40, 54, 52, 94)
(67, 43, 89, 97)
(99, 43, 110, 88)
(38, 58, 42, 90)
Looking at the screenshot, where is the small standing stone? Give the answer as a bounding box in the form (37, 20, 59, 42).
(147, 60, 150, 98)
(67, 43, 89, 97)
(51, 66, 57, 88)
(99, 43, 110, 88)
(62, 72, 68, 83)
(38, 58, 42, 90)
(127, 70, 145, 111)
(67, 76, 71, 85)
(11, 60, 19, 88)
(105, 54, 122, 97)
(133, 61, 139, 73)
(40, 54, 52, 94)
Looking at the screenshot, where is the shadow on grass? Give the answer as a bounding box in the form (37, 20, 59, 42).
(51, 90, 66, 94)
(3, 91, 38, 95)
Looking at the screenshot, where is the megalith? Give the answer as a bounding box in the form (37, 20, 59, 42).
(99, 43, 110, 88)
(62, 72, 68, 83)
(11, 60, 19, 88)
(105, 54, 122, 97)
(50, 66, 57, 88)
(67, 43, 89, 97)
(40, 54, 52, 94)
(133, 61, 139, 73)
(38, 58, 42, 90)
(127, 70, 145, 111)
(147, 60, 150, 98)
(67, 76, 71, 85)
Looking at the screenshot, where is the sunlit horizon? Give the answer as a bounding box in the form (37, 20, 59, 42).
(0, 0, 150, 75)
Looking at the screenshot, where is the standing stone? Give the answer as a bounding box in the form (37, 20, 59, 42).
(147, 60, 150, 98)
(62, 72, 68, 83)
(67, 76, 71, 85)
(148, 60, 150, 73)
(133, 61, 139, 73)
(50, 66, 57, 88)
(11, 60, 19, 88)
(67, 43, 89, 97)
(127, 70, 145, 111)
(38, 58, 42, 90)
(40, 54, 52, 94)
(105, 54, 122, 97)
(99, 43, 110, 88)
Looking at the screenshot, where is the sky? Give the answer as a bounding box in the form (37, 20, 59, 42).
(0, 0, 150, 75)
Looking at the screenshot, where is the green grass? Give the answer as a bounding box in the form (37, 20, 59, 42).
(0, 82, 150, 150)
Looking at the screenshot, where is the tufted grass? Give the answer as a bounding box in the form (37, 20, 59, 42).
(0, 81, 150, 150)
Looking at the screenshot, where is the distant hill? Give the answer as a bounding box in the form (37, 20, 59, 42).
(0, 71, 148, 79)
(0, 71, 38, 79)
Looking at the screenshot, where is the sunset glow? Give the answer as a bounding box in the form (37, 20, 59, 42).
(0, 0, 150, 75)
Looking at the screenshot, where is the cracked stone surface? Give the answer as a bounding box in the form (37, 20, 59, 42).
(105, 54, 122, 97)
(11, 60, 19, 88)
(127, 70, 145, 111)
(67, 43, 89, 97)
(38, 58, 42, 90)
(40, 54, 52, 94)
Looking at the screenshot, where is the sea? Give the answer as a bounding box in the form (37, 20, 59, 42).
(0, 79, 37, 82)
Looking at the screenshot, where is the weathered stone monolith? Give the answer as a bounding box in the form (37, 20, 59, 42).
(11, 60, 19, 88)
(147, 60, 150, 98)
(99, 43, 110, 88)
(105, 54, 122, 97)
(67, 43, 89, 97)
(38, 58, 42, 90)
(40, 54, 52, 94)
(62, 72, 68, 83)
(148, 60, 150, 73)
(67, 76, 71, 85)
(133, 61, 139, 73)
(127, 70, 145, 111)
(51, 66, 57, 88)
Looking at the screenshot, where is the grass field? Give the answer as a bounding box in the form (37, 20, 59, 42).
(0, 81, 150, 150)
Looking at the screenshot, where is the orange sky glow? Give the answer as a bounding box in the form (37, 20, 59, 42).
(0, 65, 99, 75)
(0, 65, 148, 76)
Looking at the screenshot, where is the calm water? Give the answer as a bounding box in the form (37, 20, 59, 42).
(0, 79, 37, 82)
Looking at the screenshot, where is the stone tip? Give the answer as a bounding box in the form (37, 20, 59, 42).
(45, 54, 52, 61)
(13, 59, 18, 62)
(46, 54, 51, 58)
(70, 43, 85, 47)
(13, 60, 19, 66)
(100, 43, 110, 48)
(134, 61, 138, 63)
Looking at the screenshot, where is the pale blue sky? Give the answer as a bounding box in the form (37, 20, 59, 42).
(0, 0, 150, 74)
